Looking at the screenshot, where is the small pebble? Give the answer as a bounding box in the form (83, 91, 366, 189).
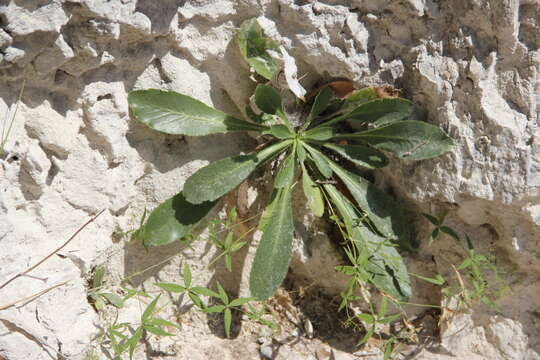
(260, 344, 273, 359)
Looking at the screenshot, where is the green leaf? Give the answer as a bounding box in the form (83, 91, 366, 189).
(184, 140, 292, 204)
(237, 18, 280, 80)
(92, 265, 105, 289)
(324, 185, 411, 301)
(358, 327, 375, 346)
(191, 287, 220, 298)
(274, 150, 296, 188)
(216, 282, 229, 304)
(139, 191, 218, 246)
(203, 305, 227, 313)
(146, 318, 179, 328)
(229, 297, 256, 307)
(410, 273, 446, 286)
(143, 325, 174, 336)
(303, 144, 332, 178)
(154, 283, 186, 293)
(250, 183, 295, 300)
(356, 313, 375, 324)
(303, 126, 336, 141)
(336, 120, 454, 160)
(224, 308, 232, 338)
(255, 84, 282, 115)
(305, 86, 334, 127)
(128, 90, 265, 136)
(326, 98, 413, 126)
(301, 163, 324, 217)
(266, 124, 293, 139)
(183, 263, 192, 288)
(142, 295, 160, 321)
(296, 141, 307, 163)
(128, 326, 143, 359)
(441, 226, 460, 242)
(422, 213, 440, 226)
(101, 293, 124, 308)
(327, 161, 412, 248)
(323, 143, 389, 169)
(341, 87, 378, 113)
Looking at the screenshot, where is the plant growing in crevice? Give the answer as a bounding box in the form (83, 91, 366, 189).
(127, 18, 454, 302)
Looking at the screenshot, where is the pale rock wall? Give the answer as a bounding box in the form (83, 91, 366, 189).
(0, 0, 539, 359)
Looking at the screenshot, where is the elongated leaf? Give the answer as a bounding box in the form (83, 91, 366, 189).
(154, 283, 185, 293)
(296, 141, 307, 163)
(336, 121, 454, 160)
(224, 308, 232, 338)
(305, 86, 334, 127)
(143, 325, 174, 336)
(142, 295, 160, 321)
(237, 19, 280, 80)
(139, 192, 218, 246)
(303, 143, 332, 178)
(303, 126, 336, 141)
(323, 143, 388, 169)
(274, 150, 295, 188)
(128, 90, 265, 136)
(255, 84, 282, 115)
(324, 185, 411, 301)
(327, 161, 412, 249)
(265, 124, 293, 139)
(301, 163, 324, 217)
(101, 293, 124, 308)
(325, 98, 412, 126)
(341, 87, 378, 112)
(250, 182, 295, 299)
(184, 140, 292, 204)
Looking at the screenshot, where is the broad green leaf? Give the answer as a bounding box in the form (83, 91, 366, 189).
(266, 124, 293, 139)
(303, 126, 336, 141)
(274, 150, 296, 188)
(341, 87, 378, 112)
(356, 313, 375, 324)
(323, 143, 389, 169)
(237, 18, 280, 80)
(101, 293, 124, 308)
(184, 140, 292, 204)
(336, 120, 454, 160)
(143, 325, 174, 336)
(304, 86, 334, 128)
(301, 163, 324, 217)
(154, 283, 185, 293)
(324, 98, 413, 126)
(324, 185, 411, 301)
(327, 161, 412, 249)
(128, 90, 265, 136)
(303, 143, 332, 178)
(255, 84, 282, 115)
(142, 295, 160, 321)
(140, 191, 218, 246)
(250, 182, 295, 300)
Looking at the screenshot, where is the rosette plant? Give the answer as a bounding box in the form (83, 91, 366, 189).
(127, 19, 454, 301)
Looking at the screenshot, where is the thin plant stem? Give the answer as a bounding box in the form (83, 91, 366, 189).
(1, 78, 26, 156)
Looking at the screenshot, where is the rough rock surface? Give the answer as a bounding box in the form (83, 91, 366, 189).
(0, 0, 539, 359)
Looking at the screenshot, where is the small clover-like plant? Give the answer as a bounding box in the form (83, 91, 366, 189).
(127, 19, 454, 301)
